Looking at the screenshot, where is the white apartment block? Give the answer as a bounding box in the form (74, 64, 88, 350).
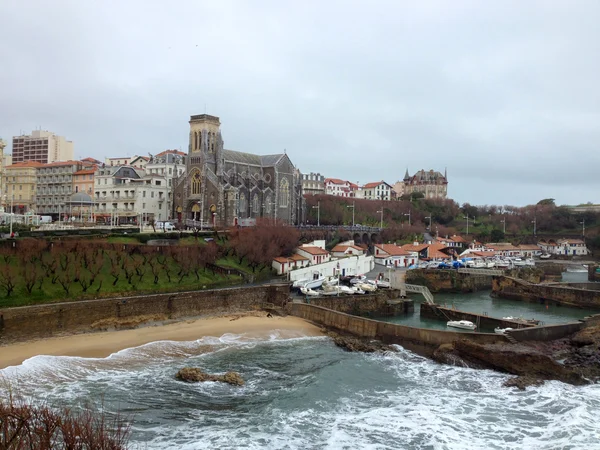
(145, 150, 186, 218)
(324, 178, 357, 197)
(12, 130, 74, 164)
(94, 165, 169, 224)
(301, 172, 325, 196)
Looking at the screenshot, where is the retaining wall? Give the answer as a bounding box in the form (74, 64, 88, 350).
(506, 322, 583, 342)
(0, 284, 290, 344)
(420, 303, 535, 330)
(289, 303, 505, 352)
(307, 290, 413, 316)
(406, 269, 493, 293)
(492, 276, 600, 310)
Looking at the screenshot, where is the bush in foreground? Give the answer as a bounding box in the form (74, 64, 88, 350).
(0, 395, 130, 449)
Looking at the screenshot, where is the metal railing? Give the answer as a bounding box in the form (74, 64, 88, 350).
(404, 283, 435, 304)
(458, 268, 504, 276)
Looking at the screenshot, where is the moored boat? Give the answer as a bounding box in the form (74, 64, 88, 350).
(494, 327, 514, 335)
(300, 286, 320, 296)
(446, 320, 477, 331)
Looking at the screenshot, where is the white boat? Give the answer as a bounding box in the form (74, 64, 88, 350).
(300, 286, 320, 296)
(292, 278, 311, 289)
(513, 258, 527, 267)
(494, 327, 514, 334)
(320, 289, 340, 296)
(525, 258, 535, 267)
(351, 286, 365, 295)
(375, 278, 391, 288)
(502, 316, 515, 320)
(494, 259, 510, 269)
(485, 260, 496, 269)
(304, 277, 325, 290)
(349, 275, 366, 285)
(322, 276, 340, 287)
(446, 320, 477, 331)
(338, 285, 355, 295)
(359, 282, 377, 292)
(539, 253, 551, 259)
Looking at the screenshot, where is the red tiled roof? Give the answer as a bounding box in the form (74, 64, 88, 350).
(6, 161, 44, 168)
(331, 244, 363, 253)
(156, 149, 186, 157)
(518, 245, 541, 250)
(451, 235, 467, 243)
(401, 243, 428, 252)
(560, 239, 585, 245)
(273, 257, 290, 264)
(363, 181, 383, 189)
(297, 246, 329, 256)
(375, 244, 411, 256)
(289, 254, 309, 261)
(428, 248, 451, 259)
(73, 167, 97, 175)
(39, 160, 81, 167)
(325, 178, 347, 185)
(471, 251, 497, 257)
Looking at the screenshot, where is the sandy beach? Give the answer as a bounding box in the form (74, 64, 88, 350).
(0, 315, 323, 370)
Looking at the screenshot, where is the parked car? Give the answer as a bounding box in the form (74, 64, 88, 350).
(155, 221, 176, 231)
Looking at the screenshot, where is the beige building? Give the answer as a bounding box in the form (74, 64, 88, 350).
(36, 161, 85, 215)
(12, 130, 74, 164)
(302, 172, 325, 196)
(403, 169, 448, 199)
(4, 161, 42, 213)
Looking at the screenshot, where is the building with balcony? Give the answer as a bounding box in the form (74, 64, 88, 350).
(301, 172, 325, 196)
(12, 130, 74, 164)
(146, 149, 186, 219)
(36, 161, 85, 216)
(94, 165, 169, 224)
(3, 161, 42, 213)
(358, 181, 395, 201)
(324, 178, 357, 197)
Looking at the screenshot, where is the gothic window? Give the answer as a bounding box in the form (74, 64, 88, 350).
(279, 178, 289, 207)
(194, 132, 198, 150)
(265, 195, 272, 214)
(191, 172, 201, 195)
(252, 193, 259, 214)
(211, 132, 215, 152)
(239, 193, 247, 216)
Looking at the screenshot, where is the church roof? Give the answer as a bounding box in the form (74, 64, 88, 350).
(223, 150, 286, 168)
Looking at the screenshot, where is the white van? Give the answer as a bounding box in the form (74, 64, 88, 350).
(156, 221, 175, 231)
(40, 216, 53, 224)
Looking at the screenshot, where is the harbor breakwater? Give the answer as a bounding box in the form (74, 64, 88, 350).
(491, 276, 600, 310)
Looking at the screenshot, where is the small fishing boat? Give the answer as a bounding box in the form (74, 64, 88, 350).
(351, 286, 365, 295)
(494, 327, 514, 335)
(446, 320, 477, 331)
(349, 275, 367, 285)
(360, 282, 377, 292)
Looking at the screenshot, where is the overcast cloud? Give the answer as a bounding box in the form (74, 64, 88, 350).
(1, 0, 598, 206)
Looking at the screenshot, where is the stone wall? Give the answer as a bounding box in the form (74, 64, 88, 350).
(289, 303, 505, 353)
(0, 284, 290, 344)
(307, 290, 412, 316)
(420, 303, 535, 330)
(588, 265, 600, 282)
(492, 276, 600, 310)
(506, 322, 583, 342)
(406, 269, 493, 293)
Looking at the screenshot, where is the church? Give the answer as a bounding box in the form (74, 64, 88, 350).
(172, 114, 304, 227)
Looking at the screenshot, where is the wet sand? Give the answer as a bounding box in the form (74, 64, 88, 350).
(0, 315, 323, 369)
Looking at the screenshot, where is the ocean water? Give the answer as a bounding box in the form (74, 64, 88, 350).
(2, 332, 600, 449)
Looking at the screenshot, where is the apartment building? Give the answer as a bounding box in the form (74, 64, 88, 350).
(12, 130, 74, 164)
(94, 165, 169, 223)
(3, 161, 42, 213)
(145, 149, 186, 218)
(36, 161, 84, 215)
(301, 172, 325, 196)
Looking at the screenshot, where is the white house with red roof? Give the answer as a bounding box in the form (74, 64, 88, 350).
(324, 178, 356, 197)
(551, 239, 588, 256)
(374, 243, 419, 267)
(272, 254, 310, 276)
(358, 181, 396, 201)
(296, 245, 331, 265)
(331, 242, 365, 258)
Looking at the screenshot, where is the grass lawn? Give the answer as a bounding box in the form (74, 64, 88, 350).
(216, 255, 272, 280)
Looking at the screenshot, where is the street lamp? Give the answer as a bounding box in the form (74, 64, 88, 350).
(376, 209, 383, 229)
(532, 217, 537, 236)
(425, 215, 432, 230)
(312, 200, 320, 226)
(9, 194, 14, 237)
(500, 216, 506, 234)
(580, 218, 585, 237)
(404, 210, 411, 226)
(347, 201, 355, 227)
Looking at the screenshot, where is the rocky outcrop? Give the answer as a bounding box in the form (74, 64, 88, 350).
(433, 339, 587, 389)
(505, 267, 545, 284)
(406, 269, 492, 293)
(175, 368, 245, 386)
(325, 330, 396, 353)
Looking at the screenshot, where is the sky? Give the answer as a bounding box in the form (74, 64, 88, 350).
(0, 0, 598, 207)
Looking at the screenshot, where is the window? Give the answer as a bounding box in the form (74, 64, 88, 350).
(143, 203, 146, 209)
(279, 178, 289, 207)
(19, 185, 22, 191)
(265, 195, 272, 213)
(239, 193, 247, 215)
(191, 171, 201, 195)
(143, 191, 146, 198)
(151, 192, 154, 198)
(252, 194, 259, 214)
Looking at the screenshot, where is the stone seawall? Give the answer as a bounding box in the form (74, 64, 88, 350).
(307, 290, 413, 316)
(420, 303, 536, 330)
(506, 322, 583, 342)
(289, 303, 505, 353)
(406, 269, 493, 293)
(0, 284, 290, 344)
(491, 276, 600, 310)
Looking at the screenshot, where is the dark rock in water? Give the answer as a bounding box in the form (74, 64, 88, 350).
(503, 376, 544, 390)
(176, 368, 245, 386)
(327, 331, 396, 353)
